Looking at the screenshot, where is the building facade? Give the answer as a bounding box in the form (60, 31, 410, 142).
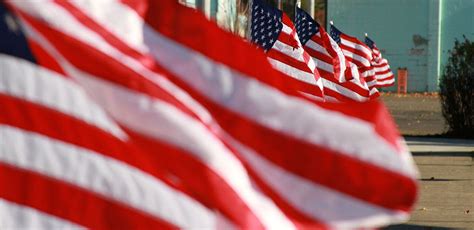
(185, 0, 474, 92)
(328, 0, 474, 92)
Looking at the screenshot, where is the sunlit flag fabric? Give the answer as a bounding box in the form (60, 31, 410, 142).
(295, 8, 372, 102)
(1, 1, 418, 229)
(365, 36, 395, 88)
(361, 65, 381, 99)
(330, 24, 380, 98)
(250, 0, 324, 101)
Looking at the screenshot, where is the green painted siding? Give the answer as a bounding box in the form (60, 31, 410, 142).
(190, 0, 474, 92)
(328, 0, 436, 92)
(440, 0, 474, 70)
(328, 0, 474, 92)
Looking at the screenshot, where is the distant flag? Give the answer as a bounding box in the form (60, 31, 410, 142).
(295, 8, 371, 102)
(364, 35, 381, 60)
(330, 24, 380, 98)
(361, 66, 381, 99)
(365, 35, 395, 88)
(329, 24, 372, 68)
(294, 8, 347, 83)
(250, 0, 324, 100)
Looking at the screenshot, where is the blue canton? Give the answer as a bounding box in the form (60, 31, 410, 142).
(250, 0, 282, 52)
(364, 36, 376, 49)
(329, 25, 342, 44)
(294, 8, 319, 46)
(0, 3, 36, 63)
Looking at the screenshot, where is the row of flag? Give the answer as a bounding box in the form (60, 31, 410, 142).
(250, 0, 395, 102)
(0, 1, 416, 229)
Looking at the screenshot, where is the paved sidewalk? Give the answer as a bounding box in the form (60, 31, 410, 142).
(388, 137, 474, 229)
(406, 137, 474, 153)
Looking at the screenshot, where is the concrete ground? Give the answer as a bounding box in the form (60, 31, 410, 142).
(381, 93, 445, 136)
(388, 137, 474, 229)
(381, 94, 473, 229)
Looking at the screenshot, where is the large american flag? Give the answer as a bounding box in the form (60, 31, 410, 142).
(365, 36, 395, 87)
(250, 0, 324, 101)
(330, 24, 380, 98)
(0, 1, 417, 229)
(295, 8, 372, 102)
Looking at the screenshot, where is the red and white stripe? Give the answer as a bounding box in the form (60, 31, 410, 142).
(360, 66, 381, 99)
(3, 0, 418, 229)
(370, 46, 395, 88)
(10, 3, 293, 229)
(0, 54, 233, 229)
(331, 26, 378, 99)
(266, 14, 324, 101)
(373, 59, 395, 87)
(303, 26, 371, 102)
(366, 44, 395, 88)
(337, 32, 373, 68)
(372, 46, 382, 60)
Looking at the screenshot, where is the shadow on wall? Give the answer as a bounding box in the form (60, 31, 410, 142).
(413, 34, 429, 47)
(410, 34, 428, 56)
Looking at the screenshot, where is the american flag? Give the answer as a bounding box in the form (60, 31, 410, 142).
(361, 67, 382, 98)
(330, 24, 380, 98)
(250, 0, 324, 101)
(1, 1, 417, 229)
(329, 24, 373, 68)
(295, 8, 372, 102)
(365, 36, 395, 87)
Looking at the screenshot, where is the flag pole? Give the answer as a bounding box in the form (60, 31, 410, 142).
(294, 0, 299, 21)
(246, 0, 253, 41)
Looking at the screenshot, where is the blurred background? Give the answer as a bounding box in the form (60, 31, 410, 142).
(179, 0, 474, 93)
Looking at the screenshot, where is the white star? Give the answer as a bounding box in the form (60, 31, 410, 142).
(4, 14, 20, 34)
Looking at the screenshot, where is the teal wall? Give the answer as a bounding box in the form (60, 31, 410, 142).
(327, 0, 440, 92)
(188, 0, 474, 92)
(328, 0, 474, 92)
(183, 0, 197, 8)
(187, 0, 218, 18)
(440, 0, 474, 70)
